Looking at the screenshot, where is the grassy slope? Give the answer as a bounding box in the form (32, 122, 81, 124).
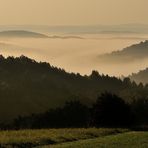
(51, 131, 148, 148)
(0, 128, 128, 147)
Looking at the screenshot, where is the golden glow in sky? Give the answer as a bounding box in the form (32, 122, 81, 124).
(0, 0, 148, 25)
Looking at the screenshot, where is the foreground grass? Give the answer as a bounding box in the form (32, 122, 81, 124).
(0, 128, 128, 147)
(51, 131, 148, 148)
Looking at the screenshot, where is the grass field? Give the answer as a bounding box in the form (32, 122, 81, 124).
(51, 131, 148, 148)
(0, 128, 147, 148)
(0, 128, 128, 147)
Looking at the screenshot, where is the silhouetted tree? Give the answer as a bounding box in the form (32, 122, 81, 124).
(123, 77, 132, 87)
(60, 100, 90, 127)
(131, 98, 148, 125)
(90, 70, 100, 80)
(91, 92, 132, 127)
(138, 83, 144, 89)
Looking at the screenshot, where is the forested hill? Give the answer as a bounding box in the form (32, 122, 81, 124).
(0, 30, 48, 38)
(0, 55, 147, 121)
(98, 40, 148, 63)
(130, 68, 148, 84)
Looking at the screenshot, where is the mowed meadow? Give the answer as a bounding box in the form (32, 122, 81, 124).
(0, 128, 129, 147)
(0, 128, 147, 148)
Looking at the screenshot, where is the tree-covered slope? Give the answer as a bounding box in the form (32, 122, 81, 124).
(130, 68, 148, 84)
(0, 55, 146, 121)
(98, 40, 148, 63)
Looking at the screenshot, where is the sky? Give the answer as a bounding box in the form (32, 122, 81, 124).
(0, 0, 148, 26)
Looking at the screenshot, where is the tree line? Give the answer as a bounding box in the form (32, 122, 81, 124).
(1, 92, 147, 130)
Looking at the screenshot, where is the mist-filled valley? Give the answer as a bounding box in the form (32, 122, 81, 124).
(1, 1, 148, 147)
(0, 25, 148, 128)
(1, 26, 148, 77)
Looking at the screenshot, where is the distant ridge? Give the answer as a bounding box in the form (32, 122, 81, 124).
(98, 40, 148, 63)
(0, 24, 148, 34)
(49, 35, 84, 39)
(0, 30, 49, 38)
(99, 30, 137, 34)
(0, 30, 84, 39)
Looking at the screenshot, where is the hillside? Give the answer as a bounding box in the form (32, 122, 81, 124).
(98, 40, 148, 63)
(0, 30, 48, 38)
(0, 55, 146, 122)
(130, 68, 148, 84)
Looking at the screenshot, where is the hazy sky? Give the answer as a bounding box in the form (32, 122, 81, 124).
(0, 0, 148, 25)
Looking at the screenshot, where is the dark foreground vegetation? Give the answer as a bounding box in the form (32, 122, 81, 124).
(0, 55, 147, 147)
(0, 55, 147, 129)
(0, 92, 146, 130)
(0, 55, 147, 122)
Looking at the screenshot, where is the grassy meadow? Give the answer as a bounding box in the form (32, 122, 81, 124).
(0, 128, 147, 148)
(0, 128, 129, 148)
(51, 131, 148, 148)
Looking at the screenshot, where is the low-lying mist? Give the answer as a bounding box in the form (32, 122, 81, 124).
(0, 33, 148, 76)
